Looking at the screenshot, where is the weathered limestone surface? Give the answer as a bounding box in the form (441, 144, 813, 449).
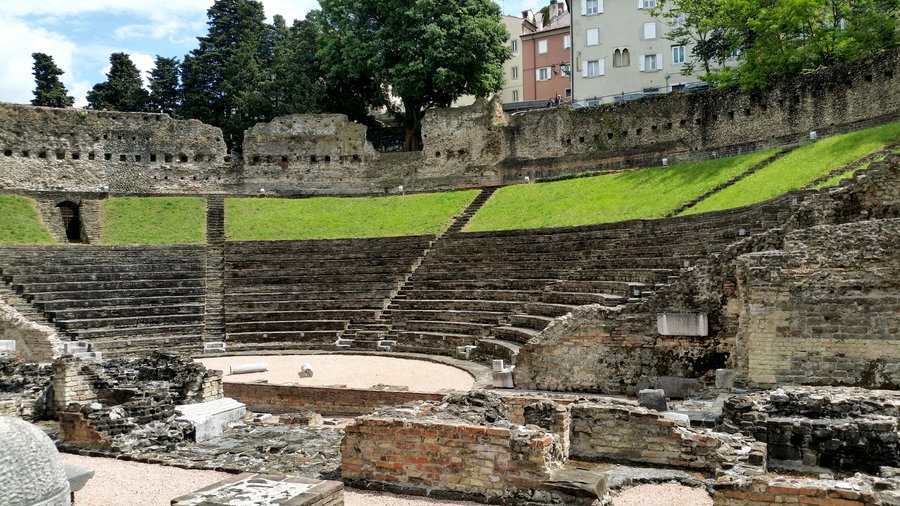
(569, 401, 766, 474)
(735, 218, 900, 389)
(0, 300, 63, 363)
(0, 104, 229, 193)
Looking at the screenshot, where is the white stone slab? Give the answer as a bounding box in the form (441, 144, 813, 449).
(176, 398, 246, 442)
(656, 313, 708, 337)
(229, 362, 267, 375)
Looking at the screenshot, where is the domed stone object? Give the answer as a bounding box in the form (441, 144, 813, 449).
(0, 416, 71, 506)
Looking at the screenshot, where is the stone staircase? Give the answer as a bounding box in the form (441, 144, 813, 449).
(203, 195, 226, 350)
(341, 187, 499, 351)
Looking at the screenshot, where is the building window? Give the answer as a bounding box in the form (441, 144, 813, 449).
(641, 53, 660, 71)
(511, 39, 519, 54)
(613, 48, 631, 67)
(537, 67, 552, 81)
(511, 66, 519, 79)
(564, 35, 571, 49)
(586, 0, 602, 15)
(586, 59, 605, 77)
(586, 28, 599, 46)
(560, 63, 572, 76)
(642, 22, 657, 40)
(512, 90, 520, 102)
(538, 40, 548, 54)
(640, 0, 657, 8)
(672, 45, 685, 64)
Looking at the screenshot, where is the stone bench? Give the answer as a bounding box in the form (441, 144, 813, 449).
(224, 298, 385, 312)
(225, 320, 349, 333)
(56, 313, 203, 330)
(47, 303, 204, 321)
(402, 288, 540, 302)
(394, 319, 495, 336)
(225, 330, 344, 345)
(37, 294, 204, 311)
(18, 278, 205, 293)
(70, 322, 205, 339)
(224, 309, 379, 323)
(392, 298, 524, 313)
(29, 286, 205, 302)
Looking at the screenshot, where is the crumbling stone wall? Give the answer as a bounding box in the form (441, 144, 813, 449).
(712, 473, 896, 506)
(341, 392, 571, 504)
(735, 218, 900, 388)
(0, 104, 230, 193)
(0, 358, 53, 420)
(4, 49, 898, 196)
(54, 353, 222, 446)
(569, 401, 766, 473)
(721, 386, 900, 473)
(0, 300, 63, 362)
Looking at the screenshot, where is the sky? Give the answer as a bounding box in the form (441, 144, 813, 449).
(0, 0, 544, 107)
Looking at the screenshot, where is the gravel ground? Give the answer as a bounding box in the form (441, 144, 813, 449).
(61, 454, 480, 506)
(612, 483, 713, 506)
(61, 453, 230, 506)
(197, 354, 475, 391)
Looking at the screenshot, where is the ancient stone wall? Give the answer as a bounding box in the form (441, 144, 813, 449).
(0, 359, 53, 420)
(712, 474, 893, 506)
(32, 193, 104, 243)
(2, 49, 898, 196)
(735, 218, 900, 389)
(569, 401, 766, 473)
(0, 104, 231, 193)
(0, 300, 63, 362)
(721, 387, 900, 473)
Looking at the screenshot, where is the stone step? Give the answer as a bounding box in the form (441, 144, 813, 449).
(491, 326, 541, 344)
(48, 303, 205, 321)
(36, 295, 204, 311)
(224, 309, 378, 323)
(225, 330, 342, 344)
(223, 299, 384, 312)
(509, 314, 555, 331)
(8, 270, 203, 284)
(539, 291, 625, 306)
(477, 338, 520, 366)
(57, 313, 204, 331)
(389, 309, 507, 325)
(225, 289, 393, 303)
(522, 302, 579, 318)
(17, 278, 205, 293)
(225, 320, 348, 333)
(29, 287, 205, 302)
(390, 299, 523, 313)
(69, 323, 205, 339)
(395, 319, 494, 336)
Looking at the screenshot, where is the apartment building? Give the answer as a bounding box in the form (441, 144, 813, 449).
(571, 0, 704, 103)
(454, 15, 532, 107)
(522, 0, 573, 102)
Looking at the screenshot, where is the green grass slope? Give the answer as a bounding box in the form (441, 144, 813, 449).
(465, 149, 778, 232)
(0, 195, 55, 244)
(683, 121, 900, 215)
(227, 190, 478, 241)
(102, 197, 206, 245)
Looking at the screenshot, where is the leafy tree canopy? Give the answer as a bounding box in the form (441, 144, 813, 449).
(317, 0, 511, 149)
(31, 53, 74, 108)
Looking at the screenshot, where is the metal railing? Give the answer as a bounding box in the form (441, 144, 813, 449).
(501, 80, 710, 113)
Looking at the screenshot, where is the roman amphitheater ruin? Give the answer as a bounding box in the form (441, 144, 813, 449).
(1, 52, 899, 505)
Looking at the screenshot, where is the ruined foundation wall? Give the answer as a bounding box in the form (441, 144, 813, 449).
(735, 218, 900, 389)
(0, 300, 63, 362)
(569, 401, 766, 472)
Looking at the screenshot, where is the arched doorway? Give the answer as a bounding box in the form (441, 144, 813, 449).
(56, 201, 83, 243)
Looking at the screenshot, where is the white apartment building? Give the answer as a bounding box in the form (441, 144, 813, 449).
(571, 0, 708, 103)
(454, 15, 531, 107)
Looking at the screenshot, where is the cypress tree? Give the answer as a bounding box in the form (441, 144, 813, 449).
(86, 53, 150, 112)
(148, 56, 181, 116)
(31, 53, 74, 108)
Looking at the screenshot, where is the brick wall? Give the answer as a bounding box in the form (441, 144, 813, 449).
(223, 382, 443, 416)
(341, 414, 565, 503)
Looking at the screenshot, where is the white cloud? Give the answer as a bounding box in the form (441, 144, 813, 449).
(0, 15, 77, 105)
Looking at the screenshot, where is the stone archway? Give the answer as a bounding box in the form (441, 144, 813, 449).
(56, 201, 84, 243)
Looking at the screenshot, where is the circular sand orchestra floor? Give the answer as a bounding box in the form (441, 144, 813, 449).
(197, 354, 475, 392)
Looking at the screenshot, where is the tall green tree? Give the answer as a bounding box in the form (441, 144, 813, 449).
(148, 56, 181, 116)
(268, 17, 328, 117)
(651, 0, 734, 77)
(180, 0, 270, 150)
(318, 0, 511, 150)
(30, 53, 74, 108)
(86, 53, 150, 111)
(661, 0, 900, 89)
